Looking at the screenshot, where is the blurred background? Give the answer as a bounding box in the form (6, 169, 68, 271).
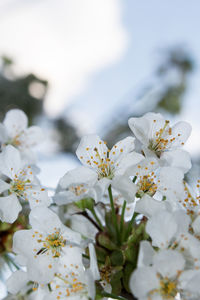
(0, 0, 199, 193)
(0, 0, 200, 297)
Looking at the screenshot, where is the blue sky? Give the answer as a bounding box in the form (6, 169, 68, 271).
(0, 0, 199, 154)
(66, 0, 200, 155)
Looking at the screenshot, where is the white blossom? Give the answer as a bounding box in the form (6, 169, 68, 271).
(12, 207, 81, 284)
(76, 134, 143, 194)
(128, 112, 191, 164)
(0, 145, 50, 223)
(0, 109, 43, 163)
(53, 166, 98, 205)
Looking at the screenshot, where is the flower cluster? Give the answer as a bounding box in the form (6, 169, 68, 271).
(1, 109, 199, 300)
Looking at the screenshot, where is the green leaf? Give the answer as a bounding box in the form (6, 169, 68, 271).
(75, 197, 95, 211)
(110, 269, 123, 294)
(122, 263, 135, 293)
(110, 249, 125, 266)
(124, 244, 138, 264)
(105, 211, 118, 241)
(97, 233, 117, 251)
(95, 245, 108, 263)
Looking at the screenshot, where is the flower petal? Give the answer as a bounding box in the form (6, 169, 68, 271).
(76, 134, 108, 171)
(0, 179, 10, 193)
(112, 175, 137, 203)
(161, 149, 191, 173)
(135, 194, 168, 218)
(0, 124, 8, 143)
(6, 270, 28, 294)
(20, 126, 44, 148)
(170, 121, 192, 148)
(153, 249, 185, 278)
(0, 194, 21, 223)
(146, 210, 177, 248)
(128, 112, 165, 146)
(29, 207, 62, 233)
(27, 254, 57, 284)
(89, 243, 100, 280)
(3, 109, 28, 138)
(0, 145, 22, 178)
(109, 136, 135, 164)
(137, 241, 155, 268)
(130, 267, 159, 298)
(58, 166, 97, 190)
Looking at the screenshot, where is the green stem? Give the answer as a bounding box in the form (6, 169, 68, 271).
(82, 253, 104, 264)
(108, 185, 120, 244)
(120, 200, 126, 243)
(125, 212, 139, 240)
(90, 207, 104, 231)
(101, 292, 128, 300)
(3, 253, 20, 270)
(132, 175, 137, 183)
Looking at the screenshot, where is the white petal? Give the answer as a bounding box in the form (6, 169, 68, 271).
(179, 233, 200, 260)
(116, 151, 145, 176)
(89, 243, 100, 280)
(146, 211, 177, 248)
(29, 207, 61, 233)
(60, 246, 83, 267)
(125, 157, 158, 177)
(58, 166, 97, 189)
(109, 136, 135, 164)
(128, 112, 164, 146)
(95, 177, 111, 199)
(0, 123, 8, 143)
(192, 215, 200, 235)
(172, 210, 190, 236)
(130, 267, 159, 298)
(0, 194, 21, 223)
(20, 126, 44, 148)
(160, 149, 191, 173)
(6, 270, 28, 294)
(27, 188, 51, 209)
(85, 269, 96, 299)
(137, 241, 155, 268)
(170, 121, 192, 149)
(179, 270, 200, 293)
(53, 190, 77, 205)
(0, 145, 22, 178)
(76, 134, 108, 170)
(27, 255, 57, 284)
(135, 194, 167, 218)
(157, 167, 184, 199)
(3, 109, 28, 138)
(62, 224, 82, 244)
(112, 175, 137, 203)
(0, 179, 10, 193)
(153, 249, 185, 278)
(13, 229, 38, 258)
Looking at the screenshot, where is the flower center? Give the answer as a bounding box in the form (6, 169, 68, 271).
(148, 120, 182, 156)
(12, 134, 22, 147)
(182, 180, 200, 217)
(35, 230, 66, 258)
(135, 173, 157, 197)
(93, 147, 114, 180)
(159, 277, 178, 299)
(10, 176, 30, 197)
(69, 184, 87, 196)
(54, 272, 86, 299)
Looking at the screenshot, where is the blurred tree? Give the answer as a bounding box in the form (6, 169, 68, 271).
(54, 117, 80, 153)
(0, 56, 48, 124)
(156, 47, 194, 114)
(104, 46, 194, 146)
(0, 56, 80, 153)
